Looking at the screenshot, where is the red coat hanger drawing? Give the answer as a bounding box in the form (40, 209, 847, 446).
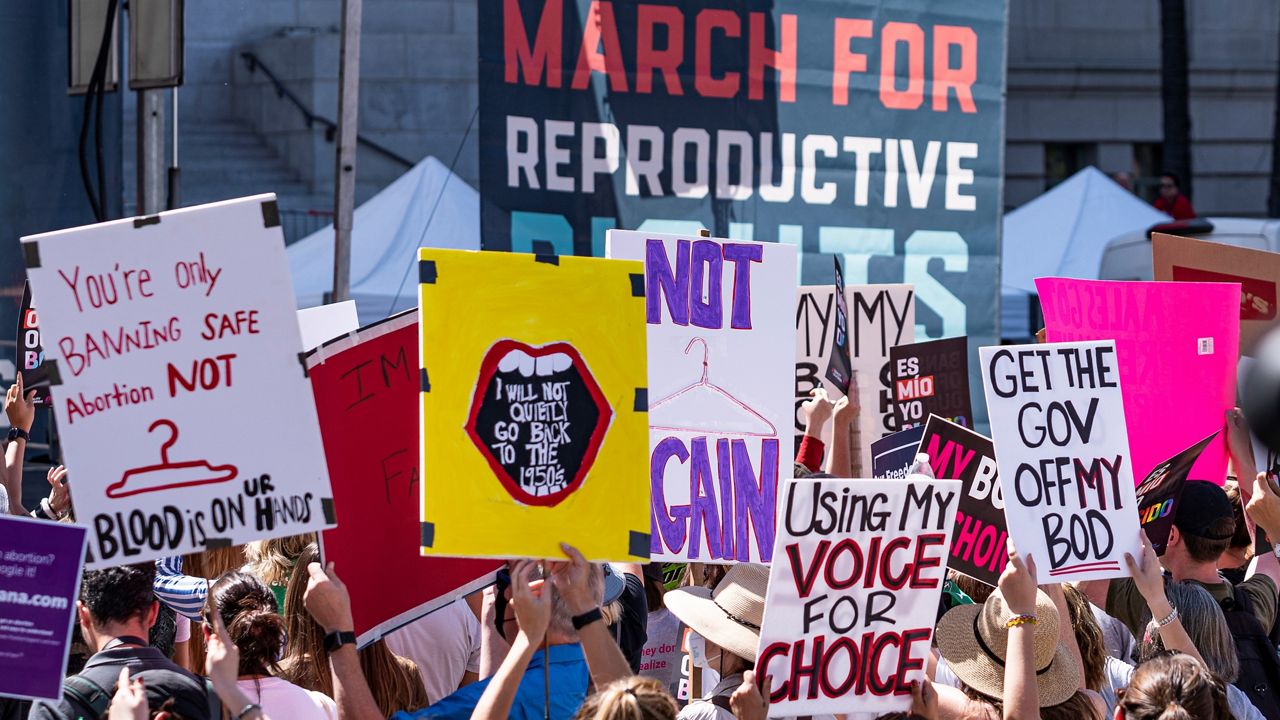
(648, 337, 776, 437)
(106, 419, 239, 498)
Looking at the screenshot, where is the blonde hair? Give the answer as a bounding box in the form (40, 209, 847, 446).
(244, 533, 314, 587)
(573, 676, 677, 720)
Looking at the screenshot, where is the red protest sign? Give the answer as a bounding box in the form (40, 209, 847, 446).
(307, 311, 499, 645)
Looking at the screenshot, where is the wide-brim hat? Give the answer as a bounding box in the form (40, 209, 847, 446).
(935, 588, 1080, 707)
(664, 563, 768, 662)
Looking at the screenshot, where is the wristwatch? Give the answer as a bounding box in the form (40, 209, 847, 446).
(6, 427, 28, 442)
(571, 607, 604, 630)
(323, 629, 356, 653)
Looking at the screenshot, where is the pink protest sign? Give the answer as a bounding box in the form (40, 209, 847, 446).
(1036, 278, 1239, 485)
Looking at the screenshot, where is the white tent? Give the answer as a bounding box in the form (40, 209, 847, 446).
(289, 156, 480, 325)
(1001, 166, 1169, 338)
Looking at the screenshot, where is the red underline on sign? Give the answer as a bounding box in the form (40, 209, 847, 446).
(1048, 561, 1121, 576)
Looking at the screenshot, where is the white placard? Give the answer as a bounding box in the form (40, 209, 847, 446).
(795, 285, 914, 473)
(757, 477, 959, 716)
(608, 229, 796, 564)
(297, 300, 359, 351)
(22, 195, 336, 568)
(979, 340, 1141, 581)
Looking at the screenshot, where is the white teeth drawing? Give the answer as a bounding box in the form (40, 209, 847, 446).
(498, 348, 572, 378)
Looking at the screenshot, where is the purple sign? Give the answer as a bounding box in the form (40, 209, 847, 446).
(0, 515, 87, 701)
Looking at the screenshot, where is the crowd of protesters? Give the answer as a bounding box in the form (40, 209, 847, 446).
(6, 358, 1280, 720)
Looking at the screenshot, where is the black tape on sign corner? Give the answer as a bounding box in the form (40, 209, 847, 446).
(531, 240, 559, 265)
(628, 531, 651, 559)
(204, 537, 232, 549)
(22, 242, 40, 269)
(420, 367, 431, 393)
(320, 497, 336, 524)
(261, 200, 281, 228)
(298, 351, 310, 378)
(44, 360, 63, 387)
(420, 521, 435, 548)
(633, 388, 648, 412)
(132, 214, 161, 229)
(419, 260, 438, 285)
(629, 273, 645, 297)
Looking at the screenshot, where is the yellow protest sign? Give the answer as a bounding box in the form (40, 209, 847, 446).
(418, 249, 650, 561)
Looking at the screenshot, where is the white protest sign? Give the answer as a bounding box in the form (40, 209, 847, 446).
(979, 340, 1140, 581)
(22, 194, 336, 568)
(757, 477, 959, 716)
(795, 285, 914, 473)
(608, 229, 796, 564)
(296, 300, 358, 351)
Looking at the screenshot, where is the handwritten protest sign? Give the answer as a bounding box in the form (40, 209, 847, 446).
(1037, 278, 1238, 484)
(1135, 432, 1219, 556)
(920, 416, 1006, 586)
(419, 248, 649, 561)
(1153, 232, 1280, 355)
(609, 230, 796, 564)
(0, 515, 87, 701)
(980, 340, 1141, 581)
(891, 337, 971, 429)
(795, 285, 914, 473)
(21, 195, 336, 568)
(16, 281, 52, 404)
(870, 425, 926, 480)
(758, 477, 959, 716)
(306, 311, 499, 645)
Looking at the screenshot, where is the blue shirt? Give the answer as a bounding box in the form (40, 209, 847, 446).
(391, 643, 589, 720)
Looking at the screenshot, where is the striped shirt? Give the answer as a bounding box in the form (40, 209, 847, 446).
(154, 556, 208, 621)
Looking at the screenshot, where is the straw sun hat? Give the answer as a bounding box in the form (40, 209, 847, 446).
(664, 563, 769, 662)
(934, 588, 1081, 707)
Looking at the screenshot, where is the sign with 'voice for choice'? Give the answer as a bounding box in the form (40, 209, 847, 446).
(980, 340, 1140, 582)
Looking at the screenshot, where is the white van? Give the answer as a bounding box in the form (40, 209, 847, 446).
(1099, 217, 1280, 281)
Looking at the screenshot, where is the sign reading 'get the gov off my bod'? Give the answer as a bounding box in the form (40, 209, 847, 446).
(21, 195, 336, 568)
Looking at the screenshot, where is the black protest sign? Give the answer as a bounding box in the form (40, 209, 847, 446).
(891, 337, 970, 429)
(1134, 432, 1219, 556)
(920, 415, 1005, 586)
(16, 281, 52, 404)
(825, 257, 853, 395)
(871, 424, 925, 480)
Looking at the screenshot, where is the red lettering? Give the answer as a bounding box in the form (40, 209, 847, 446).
(786, 540, 830, 598)
(880, 22, 925, 110)
(748, 12, 795, 102)
(572, 1, 628, 91)
(832, 18, 872, 106)
(504, 0, 562, 87)
(695, 9, 740, 98)
(932, 25, 977, 112)
(636, 5, 683, 95)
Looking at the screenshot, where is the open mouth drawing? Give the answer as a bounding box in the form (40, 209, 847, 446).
(466, 340, 612, 507)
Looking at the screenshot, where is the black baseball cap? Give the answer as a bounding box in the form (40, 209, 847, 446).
(1174, 481, 1237, 540)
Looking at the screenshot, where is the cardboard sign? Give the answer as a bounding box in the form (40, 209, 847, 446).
(21, 195, 336, 568)
(306, 311, 500, 645)
(1037, 278, 1238, 484)
(297, 300, 359, 351)
(795, 285, 915, 473)
(1153, 233, 1280, 355)
(980, 340, 1141, 581)
(419, 248, 649, 561)
(870, 425, 926, 480)
(891, 337, 972, 429)
(919, 416, 1006, 586)
(0, 515, 88, 701)
(1135, 432, 1219, 556)
(609, 230, 796, 564)
(825, 258, 853, 395)
(16, 281, 52, 404)
(757, 477, 959, 716)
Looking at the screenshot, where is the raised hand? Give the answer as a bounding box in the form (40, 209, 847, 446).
(510, 559, 551, 644)
(998, 539, 1038, 615)
(5, 372, 36, 433)
(303, 561, 354, 634)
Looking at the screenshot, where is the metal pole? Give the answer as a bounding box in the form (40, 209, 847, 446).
(137, 87, 165, 215)
(331, 0, 362, 302)
(167, 85, 181, 209)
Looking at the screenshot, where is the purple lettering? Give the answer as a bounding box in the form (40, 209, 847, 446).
(723, 243, 762, 329)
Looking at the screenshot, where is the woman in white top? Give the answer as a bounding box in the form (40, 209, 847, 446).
(209, 571, 338, 720)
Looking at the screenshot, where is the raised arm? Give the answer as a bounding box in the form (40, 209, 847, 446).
(4, 373, 36, 515)
(153, 555, 209, 621)
(1000, 542, 1040, 720)
(1124, 530, 1208, 668)
(1243, 470, 1280, 589)
(552, 543, 632, 688)
(796, 388, 834, 473)
(471, 560, 549, 720)
(304, 561, 383, 720)
(825, 375, 861, 478)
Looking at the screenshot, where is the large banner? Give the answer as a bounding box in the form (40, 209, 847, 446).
(0, 515, 87, 702)
(419, 248, 650, 561)
(795, 284, 915, 472)
(980, 340, 1141, 582)
(21, 195, 336, 568)
(1037, 278, 1238, 484)
(609, 230, 795, 563)
(306, 311, 500, 646)
(1153, 233, 1280, 356)
(757, 476, 958, 716)
(478, 0, 1008, 425)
